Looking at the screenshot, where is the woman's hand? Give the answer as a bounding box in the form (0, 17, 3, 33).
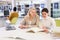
(42, 26, 49, 33)
(19, 25, 28, 29)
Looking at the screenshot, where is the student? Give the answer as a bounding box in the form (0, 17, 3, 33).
(6, 7, 19, 30)
(19, 7, 40, 29)
(8, 7, 19, 20)
(41, 8, 56, 32)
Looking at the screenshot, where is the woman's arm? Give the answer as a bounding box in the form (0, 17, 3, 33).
(50, 19, 56, 32)
(19, 16, 29, 29)
(19, 24, 28, 29)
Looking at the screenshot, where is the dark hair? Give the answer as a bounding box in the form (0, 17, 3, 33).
(13, 7, 17, 11)
(42, 8, 49, 13)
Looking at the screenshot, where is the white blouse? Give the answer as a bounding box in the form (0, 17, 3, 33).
(41, 16, 56, 32)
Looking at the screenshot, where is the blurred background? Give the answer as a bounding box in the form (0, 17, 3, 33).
(0, 0, 60, 27)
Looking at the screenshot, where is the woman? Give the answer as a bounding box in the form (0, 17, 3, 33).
(7, 7, 19, 20)
(19, 7, 40, 29)
(6, 7, 19, 30)
(41, 8, 56, 32)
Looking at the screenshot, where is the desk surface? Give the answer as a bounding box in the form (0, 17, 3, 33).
(0, 27, 54, 40)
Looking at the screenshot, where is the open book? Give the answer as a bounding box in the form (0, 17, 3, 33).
(27, 27, 44, 33)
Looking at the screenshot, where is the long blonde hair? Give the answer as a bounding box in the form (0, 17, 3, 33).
(27, 7, 38, 17)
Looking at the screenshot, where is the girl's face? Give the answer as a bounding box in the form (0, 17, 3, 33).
(42, 12, 48, 18)
(29, 8, 36, 17)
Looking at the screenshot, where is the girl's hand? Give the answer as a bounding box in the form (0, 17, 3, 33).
(19, 25, 28, 29)
(42, 26, 49, 33)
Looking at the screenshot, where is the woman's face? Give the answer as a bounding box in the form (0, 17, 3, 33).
(42, 12, 48, 18)
(29, 8, 36, 17)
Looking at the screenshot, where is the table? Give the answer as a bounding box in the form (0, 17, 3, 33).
(0, 27, 54, 40)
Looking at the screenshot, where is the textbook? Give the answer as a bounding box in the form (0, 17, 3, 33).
(27, 27, 44, 33)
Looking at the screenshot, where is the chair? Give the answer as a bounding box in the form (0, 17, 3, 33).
(55, 20, 60, 27)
